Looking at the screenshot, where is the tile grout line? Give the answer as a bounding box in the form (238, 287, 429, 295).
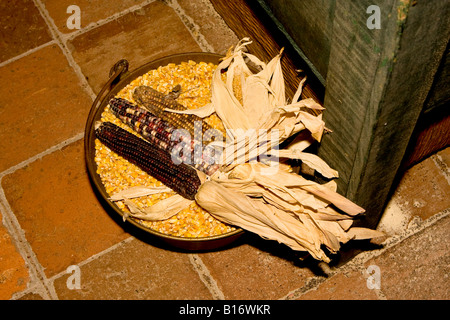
(0, 132, 84, 179)
(279, 207, 450, 300)
(345, 207, 450, 267)
(0, 186, 58, 300)
(46, 236, 135, 284)
(432, 153, 450, 184)
(8, 0, 445, 301)
(188, 254, 225, 300)
(62, 0, 157, 43)
(0, 40, 56, 68)
(2, 0, 96, 299)
(0, 132, 84, 300)
(166, 0, 215, 53)
(32, 0, 96, 101)
(279, 275, 327, 300)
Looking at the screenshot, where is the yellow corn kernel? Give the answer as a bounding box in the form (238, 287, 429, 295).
(94, 60, 236, 238)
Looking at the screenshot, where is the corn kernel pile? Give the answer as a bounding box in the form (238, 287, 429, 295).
(95, 60, 235, 238)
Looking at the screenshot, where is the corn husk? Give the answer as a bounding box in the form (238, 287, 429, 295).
(191, 38, 383, 262)
(114, 38, 383, 262)
(196, 180, 332, 262)
(122, 194, 193, 222)
(110, 186, 192, 221)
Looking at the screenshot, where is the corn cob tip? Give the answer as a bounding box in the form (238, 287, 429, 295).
(132, 85, 159, 102)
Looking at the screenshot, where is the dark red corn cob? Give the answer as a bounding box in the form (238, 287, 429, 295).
(95, 121, 201, 200)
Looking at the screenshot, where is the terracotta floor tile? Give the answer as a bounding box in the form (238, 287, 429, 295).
(53, 238, 213, 299)
(0, 44, 93, 173)
(391, 155, 450, 222)
(297, 271, 379, 300)
(0, 211, 30, 299)
(41, 0, 148, 34)
(198, 234, 316, 300)
(2, 140, 129, 278)
(67, 1, 201, 94)
(0, 0, 52, 62)
(365, 215, 450, 300)
(177, 0, 238, 54)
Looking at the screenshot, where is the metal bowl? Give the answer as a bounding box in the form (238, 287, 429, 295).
(84, 53, 244, 251)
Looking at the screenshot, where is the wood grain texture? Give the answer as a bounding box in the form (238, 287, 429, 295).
(402, 107, 450, 169)
(344, 0, 450, 228)
(402, 44, 450, 168)
(423, 45, 450, 114)
(263, 0, 335, 80)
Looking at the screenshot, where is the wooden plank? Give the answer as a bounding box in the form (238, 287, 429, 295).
(402, 44, 450, 168)
(262, 0, 335, 80)
(423, 44, 450, 114)
(317, 0, 397, 195)
(401, 107, 450, 169)
(318, 0, 450, 228)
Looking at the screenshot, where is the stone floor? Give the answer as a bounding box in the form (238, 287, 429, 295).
(0, 0, 448, 301)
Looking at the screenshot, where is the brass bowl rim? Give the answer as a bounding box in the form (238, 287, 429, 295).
(84, 52, 244, 248)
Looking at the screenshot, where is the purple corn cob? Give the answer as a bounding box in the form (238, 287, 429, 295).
(95, 121, 201, 200)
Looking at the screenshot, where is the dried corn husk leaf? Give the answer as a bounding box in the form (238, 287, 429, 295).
(241, 49, 285, 128)
(273, 150, 339, 179)
(338, 219, 354, 231)
(286, 130, 315, 153)
(212, 162, 364, 216)
(210, 39, 253, 132)
(292, 76, 307, 104)
(168, 38, 381, 261)
(121, 194, 193, 222)
(196, 180, 331, 262)
(196, 170, 382, 262)
(346, 227, 384, 240)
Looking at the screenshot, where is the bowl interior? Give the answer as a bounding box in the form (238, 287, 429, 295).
(84, 53, 244, 251)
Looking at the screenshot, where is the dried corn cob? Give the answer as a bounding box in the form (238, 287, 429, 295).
(95, 121, 201, 200)
(132, 85, 215, 141)
(109, 97, 178, 151)
(108, 97, 220, 175)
